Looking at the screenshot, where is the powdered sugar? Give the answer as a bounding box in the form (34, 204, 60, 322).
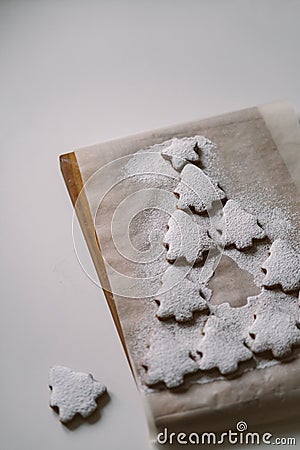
(218, 199, 266, 249)
(262, 239, 300, 291)
(198, 303, 254, 374)
(247, 289, 300, 357)
(121, 134, 300, 390)
(155, 271, 208, 322)
(163, 209, 213, 264)
(175, 164, 226, 213)
(161, 135, 216, 171)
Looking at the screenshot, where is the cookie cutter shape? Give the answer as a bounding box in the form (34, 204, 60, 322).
(218, 199, 266, 249)
(144, 323, 201, 388)
(247, 289, 300, 358)
(49, 366, 107, 423)
(163, 209, 213, 264)
(175, 164, 226, 213)
(156, 274, 209, 322)
(197, 303, 254, 374)
(262, 239, 300, 292)
(161, 136, 216, 171)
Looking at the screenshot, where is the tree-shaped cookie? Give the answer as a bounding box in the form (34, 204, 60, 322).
(144, 322, 202, 388)
(163, 209, 213, 264)
(246, 290, 300, 357)
(262, 239, 300, 292)
(197, 303, 254, 374)
(217, 199, 266, 249)
(156, 272, 209, 322)
(161, 136, 216, 171)
(175, 164, 226, 213)
(49, 366, 107, 423)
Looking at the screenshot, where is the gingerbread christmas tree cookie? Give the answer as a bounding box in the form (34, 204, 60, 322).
(197, 303, 254, 374)
(174, 164, 226, 213)
(247, 290, 300, 358)
(219, 199, 266, 249)
(156, 275, 208, 322)
(49, 366, 107, 423)
(262, 239, 300, 292)
(163, 209, 213, 264)
(144, 323, 201, 388)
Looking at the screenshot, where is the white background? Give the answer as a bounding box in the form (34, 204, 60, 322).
(1, 1, 300, 449)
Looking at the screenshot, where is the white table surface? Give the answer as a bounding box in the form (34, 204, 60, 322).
(1, 1, 299, 449)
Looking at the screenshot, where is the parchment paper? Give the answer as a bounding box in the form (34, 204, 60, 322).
(73, 102, 300, 437)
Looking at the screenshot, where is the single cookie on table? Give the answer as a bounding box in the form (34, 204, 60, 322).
(174, 164, 226, 213)
(262, 239, 300, 292)
(49, 366, 107, 423)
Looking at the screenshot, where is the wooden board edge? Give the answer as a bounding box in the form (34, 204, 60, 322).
(59, 151, 130, 364)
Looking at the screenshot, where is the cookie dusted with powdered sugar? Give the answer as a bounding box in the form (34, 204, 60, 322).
(49, 366, 107, 423)
(163, 209, 214, 264)
(246, 290, 300, 358)
(161, 136, 216, 171)
(144, 320, 205, 388)
(155, 272, 210, 322)
(262, 239, 300, 292)
(197, 303, 254, 374)
(216, 199, 266, 249)
(175, 164, 226, 213)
